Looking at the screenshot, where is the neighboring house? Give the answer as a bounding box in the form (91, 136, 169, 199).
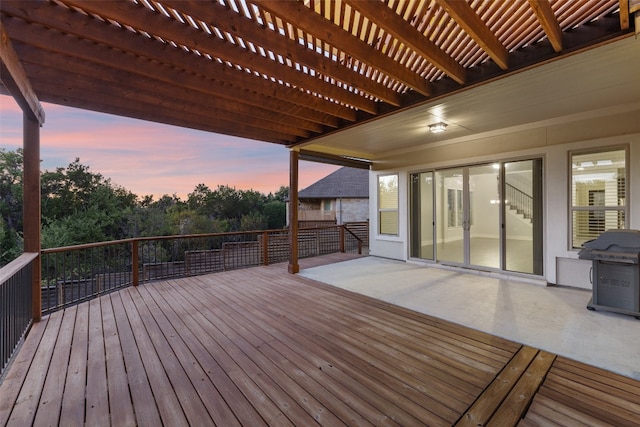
(288, 167, 369, 225)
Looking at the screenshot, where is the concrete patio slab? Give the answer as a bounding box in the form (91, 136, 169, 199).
(300, 256, 640, 380)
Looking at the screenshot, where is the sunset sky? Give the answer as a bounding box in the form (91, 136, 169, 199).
(0, 94, 338, 199)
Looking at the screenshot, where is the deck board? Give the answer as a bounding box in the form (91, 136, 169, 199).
(2, 258, 640, 426)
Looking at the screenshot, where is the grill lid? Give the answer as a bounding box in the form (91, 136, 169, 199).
(579, 229, 640, 262)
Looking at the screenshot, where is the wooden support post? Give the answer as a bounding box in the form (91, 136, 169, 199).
(23, 113, 41, 321)
(262, 231, 269, 266)
(340, 226, 345, 253)
(132, 240, 139, 286)
(288, 150, 300, 274)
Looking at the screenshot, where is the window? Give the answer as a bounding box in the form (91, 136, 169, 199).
(378, 174, 398, 235)
(570, 148, 626, 248)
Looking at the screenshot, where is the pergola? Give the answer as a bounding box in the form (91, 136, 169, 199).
(1, 0, 638, 317)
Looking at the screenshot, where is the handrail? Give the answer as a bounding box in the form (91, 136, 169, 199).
(40, 225, 362, 255)
(505, 183, 533, 220)
(506, 183, 532, 200)
(39, 223, 368, 315)
(1, 252, 38, 379)
(0, 252, 38, 283)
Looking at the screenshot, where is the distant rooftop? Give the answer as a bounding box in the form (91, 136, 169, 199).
(299, 167, 369, 199)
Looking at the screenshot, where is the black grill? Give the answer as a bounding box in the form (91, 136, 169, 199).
(578, 229, 640, 319)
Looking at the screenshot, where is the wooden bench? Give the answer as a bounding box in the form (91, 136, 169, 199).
(455, 345, 556, 426)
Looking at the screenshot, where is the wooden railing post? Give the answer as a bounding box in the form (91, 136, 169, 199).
(262, 231, 269, 266)
(23, 113, 41, 321)
(132, 240, 139, 286)
(340, 225, 345, 253)
(288, 150, 300, 273)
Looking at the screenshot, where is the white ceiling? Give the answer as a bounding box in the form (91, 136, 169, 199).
(302, 35, 640, 160)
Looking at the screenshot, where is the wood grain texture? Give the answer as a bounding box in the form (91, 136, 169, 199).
(2, 261, 640, 426)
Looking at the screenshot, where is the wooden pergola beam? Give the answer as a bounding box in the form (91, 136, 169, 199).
(0, 19, 44, 124)
(528, 0, 563, 52)
(61, 0, 377, 114)
(3, 2, 354, 125)
(252, 0, 433, 96)
(162, 0, 402, 107)
(17, 46, 313, 139)
(435, 0, 509, 70)
(343, 0, 466, 85)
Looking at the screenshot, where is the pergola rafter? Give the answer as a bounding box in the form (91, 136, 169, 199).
(0, 0, 631, 146)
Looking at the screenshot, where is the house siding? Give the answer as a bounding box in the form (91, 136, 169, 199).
(338, 198, 369, 224)
(368, 109, 640, 289)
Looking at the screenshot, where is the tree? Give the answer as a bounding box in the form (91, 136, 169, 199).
(263, 200, 286, 229)
(40, 159, 138, 248)
(0, 149, 24, 264)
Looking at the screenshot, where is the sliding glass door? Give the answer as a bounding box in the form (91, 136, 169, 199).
(504, 159, 543, 275)
(410, 172, 434, 259)
(469, 164, 501, 269)
(435, 168, 465, 263)
(410, 159, 543, 275)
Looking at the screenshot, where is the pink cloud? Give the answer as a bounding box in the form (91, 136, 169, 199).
(1, 95, 340, 199)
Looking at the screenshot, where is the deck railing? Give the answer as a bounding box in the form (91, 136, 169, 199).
(1, 252, 37, 379)
(40, 224, 365, 315)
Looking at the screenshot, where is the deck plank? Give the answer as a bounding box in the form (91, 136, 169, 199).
(524, 394, 617, 426)
(135, 284, 249, 427)
(488, 350, 555, 427)
(244, 280, 476, 417)
(157, 279, 386, 426)
(3, 262, 640, 427)
(109, 292, 163, 427)
(254, 272, 510, 375)
(142, 281, 321, 426)
(192, 271, 475, 425)
(32, 305, 77, 427)
(101, 294, 136, 427)
(118, 288, 189, 426)
(59, 299, 89, 426)
(85, 297, 110, 426)
(127, 287, 215, 426)
(456, 345, 538, 427)
(0, 316, 49, 426)
(6, 310, 63, 426)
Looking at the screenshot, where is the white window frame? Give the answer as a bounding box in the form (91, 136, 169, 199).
(569, 147, 628, 249)
(378, 174, 399, 236)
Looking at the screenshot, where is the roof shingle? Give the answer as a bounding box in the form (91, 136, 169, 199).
(299, 167, 369, 199)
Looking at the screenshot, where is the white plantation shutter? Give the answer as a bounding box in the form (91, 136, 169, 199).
(378, 174, 399, 235)
(571, 149, 626, 248)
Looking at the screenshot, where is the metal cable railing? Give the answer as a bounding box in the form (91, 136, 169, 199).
(40, 224, 365, 315)
(1, 253, 37, 379)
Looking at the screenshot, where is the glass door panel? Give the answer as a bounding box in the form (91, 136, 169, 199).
(468, 164, 500, 268)
(435, 169, 464, 264)
(410, 172, 434, 259)
(411, 158, 543, 275)
(504, 159, 543, 274)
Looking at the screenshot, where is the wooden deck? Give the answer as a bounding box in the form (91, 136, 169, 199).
(1, 257, 639, 426)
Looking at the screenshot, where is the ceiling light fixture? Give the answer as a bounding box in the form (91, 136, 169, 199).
(428, 122, 447, 133)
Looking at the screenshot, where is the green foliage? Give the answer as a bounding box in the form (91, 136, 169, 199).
(0, 149, 24, 264)
(0, 148, 289, 266)
(263, 200, 286, 229)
